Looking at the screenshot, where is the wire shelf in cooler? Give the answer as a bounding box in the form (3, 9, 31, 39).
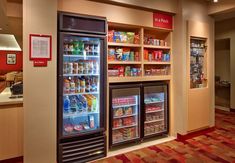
(63, 112, 99, 118)
(145, 109, 164, 114)
(63, 54, 100, 58)
(112, 103, 138, 109)
(112, 123, 137, 130)
(113, 114, 137, 119)
(63, 92, 99, 96)
(144, 130, 167, 137)
(112, 136, 139, 145)
(144, 100, 164, 104)
(144, 118, 164, 124)
(63, 74, 100, 77)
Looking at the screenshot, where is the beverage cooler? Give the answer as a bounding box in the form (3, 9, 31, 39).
(57, 12, 107, 163)
(109, 82, 168, 148)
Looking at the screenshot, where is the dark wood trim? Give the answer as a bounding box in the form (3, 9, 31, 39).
(177, 127, 215, 142)
(230, 108, 235, 112)
(87, 0, 176, 15)
(0, 156, 23, 163)
(0, 103, 23, 109)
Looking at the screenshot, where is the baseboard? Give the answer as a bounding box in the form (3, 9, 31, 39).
(230, 108, 235, 112)
(177, 127, 215, 141)
(0, 156, 23, 163)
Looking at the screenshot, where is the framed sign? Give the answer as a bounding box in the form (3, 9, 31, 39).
(7, 54, 16, 65)
(29, 34, 52, 60)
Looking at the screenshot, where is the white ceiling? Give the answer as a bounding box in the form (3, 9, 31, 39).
(0, 34, 21, 51)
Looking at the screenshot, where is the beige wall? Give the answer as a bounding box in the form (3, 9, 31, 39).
(208, 0, 235, 15)
(173, 0, 215, 134)
(23, 0, 57, 163)
(215, 18, 235, 109)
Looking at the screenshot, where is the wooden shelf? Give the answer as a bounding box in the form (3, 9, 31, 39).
(108, 75, 171, 83)
(143, 61, 171, 65)
(108, 42, 141, 47)
(108, 61, 142, 65)
(144, 45, 171, 49)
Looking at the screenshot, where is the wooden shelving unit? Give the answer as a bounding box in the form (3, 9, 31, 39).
(107, 22, 172, 83)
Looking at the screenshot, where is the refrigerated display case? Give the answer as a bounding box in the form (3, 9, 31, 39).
(109, 85, 141, 147)
(109, 82, 168, 148)
(57, 12, 107, 163)
(143, 84, 168, 138)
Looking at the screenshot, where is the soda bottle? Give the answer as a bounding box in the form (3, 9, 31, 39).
(63, 96, 70, 113)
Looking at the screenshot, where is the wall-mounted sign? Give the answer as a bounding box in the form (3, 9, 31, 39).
(153, 12, 173, 30)
(6, 53, 16, 65)
(29, 34, 52, 67)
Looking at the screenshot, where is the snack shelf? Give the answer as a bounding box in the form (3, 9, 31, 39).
(63, 112, 99, 118)
(145, 100, 164, 104)
(113, 114, 137, 119)
(108, 61, 142, 65)
(108, 75, 171, 83)
(63, 74, 100, 77)
(63, 55, 99, 58)
(144, 45, 171, 49)
(108, 42, 141, 47)
(63, 92, 99, 96)
(146, 109, 164, 114)
(144, 119, 164, 124)
(143, 61, 171, 65)
(112, 124, 137, 130)
(145, 130, 167, 136)
(112, 103, 137, 109)
(113, 137, 139, 144)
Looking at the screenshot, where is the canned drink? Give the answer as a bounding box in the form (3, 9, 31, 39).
(156, 39, 160, 46)
(154, 51, 158, 61)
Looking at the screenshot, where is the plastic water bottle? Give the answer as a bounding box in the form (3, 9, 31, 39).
(64, 96, 70, 113)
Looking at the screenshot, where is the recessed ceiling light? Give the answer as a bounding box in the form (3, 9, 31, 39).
(214, 0, 218, 3)
(0, 34, 21, 51)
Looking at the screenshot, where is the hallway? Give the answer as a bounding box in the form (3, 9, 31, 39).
(95, 110, 235, 163)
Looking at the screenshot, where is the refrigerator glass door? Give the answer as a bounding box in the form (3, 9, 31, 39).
(111, 88, 140, 145)
(62, 35, 101, 136)
(144, 85, 167, 137)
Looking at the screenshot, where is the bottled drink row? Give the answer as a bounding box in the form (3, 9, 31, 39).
(64, 39, 99, 55)
(63, 60, 99, 75)
(64, 76, 98, 94)
(63, 94, 98, 114)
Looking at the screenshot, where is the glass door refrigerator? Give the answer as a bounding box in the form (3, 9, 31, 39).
(57, 12, 107, 163)
(143, 83, 168, 138)
(109, 84, 141, 148)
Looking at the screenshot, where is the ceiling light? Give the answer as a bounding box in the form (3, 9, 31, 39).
(214, 0, 218, 3)
(0, 34, 21, 51)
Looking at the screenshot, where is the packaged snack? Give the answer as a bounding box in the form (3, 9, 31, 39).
(114, 108, 124, 117)
(127, 32, 135, 43)
(108, 48, 116, 61)
(115, 48, 123, 61)
(64, 124, 73, 133)
(113, 119, 122, 128)
(122, 48, 130, 61)
(118, 66, 124, 77)
(134, 52, 139, 61)
(74, 125, 83, 131)
(114, 31, 121, 43)
(108, 30, 114, 42)
(125, 66, 131, 76)
(120, 32, 127, 43)
(144, 49, 149, 61)
(134, 34, 140, 44)
(125, 107, 133, 115)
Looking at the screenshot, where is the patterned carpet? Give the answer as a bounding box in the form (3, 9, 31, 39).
(94, 109, 235, 163)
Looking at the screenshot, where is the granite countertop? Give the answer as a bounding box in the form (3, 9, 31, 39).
(0, 87, 23, 106)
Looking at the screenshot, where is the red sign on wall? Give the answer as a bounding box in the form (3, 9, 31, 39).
(153, 12, 173, 30)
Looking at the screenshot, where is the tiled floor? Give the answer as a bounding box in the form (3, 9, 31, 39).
(94, 109, 235, 163)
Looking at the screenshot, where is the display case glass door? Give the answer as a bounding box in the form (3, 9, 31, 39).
(143, 85, 168, 137)
(61, 34, 103, 137)
(190, 37, 207, 89)
(111, 87, 140, 145)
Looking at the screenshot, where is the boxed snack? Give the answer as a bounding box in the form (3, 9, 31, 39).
(115, 48, 123, 61)
(127, 32, 135, 43)
(120, 32, 127, 43)
(118, 66, 125, 77)
(108, 30, 114, 42)
(108, 69, 119, 77)
(114, 31, 121, 43)
(108, 48, 116, 61)
(134, 34, 140, 44)
(122, 48, 130, 61)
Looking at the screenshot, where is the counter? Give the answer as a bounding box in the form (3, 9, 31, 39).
(0, 87, 23, 106)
